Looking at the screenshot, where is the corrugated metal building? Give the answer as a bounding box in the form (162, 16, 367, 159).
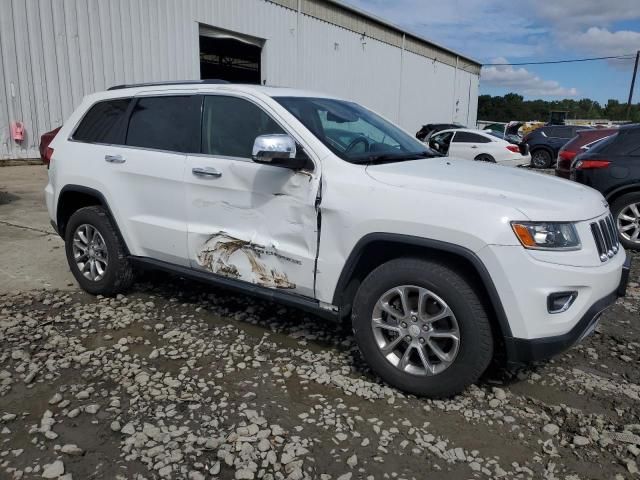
(0, 0, 481, 160)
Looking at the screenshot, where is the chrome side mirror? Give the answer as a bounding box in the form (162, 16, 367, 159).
(252, 134, 296, 163)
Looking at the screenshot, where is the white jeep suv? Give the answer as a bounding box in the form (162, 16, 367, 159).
(45, 81, 631, 397)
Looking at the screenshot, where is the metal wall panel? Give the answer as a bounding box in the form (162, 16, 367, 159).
(296, 14, 402, 121)
(398, 50, 478, 133)
(0, 0, 479, 159)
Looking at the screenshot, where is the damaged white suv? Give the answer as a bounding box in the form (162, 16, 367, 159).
(46, 81, 631, 397)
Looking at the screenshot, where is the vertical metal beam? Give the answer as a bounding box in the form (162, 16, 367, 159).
(627, 50, 639, 119)
(452, 55, 458, 122)
(296, 0, 302, 88)
(466, 76, 472, 126)
(397, 33, 405, 123)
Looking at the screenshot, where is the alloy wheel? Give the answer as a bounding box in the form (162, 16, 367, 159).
(72, 224, 109, 281)
(371, 285, 460, 376)
(617, 202, 640, 245)
(532, 151, 549, 168)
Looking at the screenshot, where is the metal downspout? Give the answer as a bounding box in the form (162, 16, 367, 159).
(452, 55, 459, 122)
(296, 0, 302, 88)
(398, 33, 405, 124)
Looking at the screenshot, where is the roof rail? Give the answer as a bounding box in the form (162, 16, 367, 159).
(107, 79, 230, 91)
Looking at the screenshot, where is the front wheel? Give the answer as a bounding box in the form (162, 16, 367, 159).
(531, 149, 552, 168)
(64, 206, 134, 295)
(352, 258, 494, 397)
(612, 192, 640, 250)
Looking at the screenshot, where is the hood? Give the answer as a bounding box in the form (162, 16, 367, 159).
(365, 157, 608, 222)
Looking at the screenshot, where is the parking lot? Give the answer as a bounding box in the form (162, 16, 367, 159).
(1, 164, 640, 480)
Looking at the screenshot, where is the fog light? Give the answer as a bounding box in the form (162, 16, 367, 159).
(547, 291, 578, 314)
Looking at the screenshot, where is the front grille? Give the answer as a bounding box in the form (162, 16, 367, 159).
(591, 214, 619, 262)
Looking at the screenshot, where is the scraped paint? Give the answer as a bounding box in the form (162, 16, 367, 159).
(197, 232, 297, 289)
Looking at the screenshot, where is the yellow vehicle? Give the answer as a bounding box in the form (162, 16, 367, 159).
(521, 121, 545, 136)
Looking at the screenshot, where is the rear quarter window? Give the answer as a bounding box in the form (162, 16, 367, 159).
(72, 99, 131, 144)
(452, 132, 491, 143)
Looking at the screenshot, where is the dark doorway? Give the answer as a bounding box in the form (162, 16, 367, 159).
(199, 36, 261, 84)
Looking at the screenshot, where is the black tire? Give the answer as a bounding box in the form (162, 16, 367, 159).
(474, 154, 495, 163)
(531, 149, 552, 168)
(611, 192, 640, 250)
(352, 258, 494, 397)
(64, 206, 134, 295)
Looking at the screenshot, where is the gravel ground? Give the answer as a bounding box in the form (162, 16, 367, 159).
(0, 249, 638, 480)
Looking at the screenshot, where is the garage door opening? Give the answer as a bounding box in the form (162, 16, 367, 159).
(199, 27, 263, 84)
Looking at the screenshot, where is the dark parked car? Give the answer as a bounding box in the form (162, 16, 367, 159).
(524, 125, 591, 169)
(570, 124, 640, 249)
(555, 128, 617, 179)
(415, 123, 464, 141)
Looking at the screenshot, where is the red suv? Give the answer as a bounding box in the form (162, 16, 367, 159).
(555, 128, 617, 179)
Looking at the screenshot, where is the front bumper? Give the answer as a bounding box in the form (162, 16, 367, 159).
(504, 253, 631, 364)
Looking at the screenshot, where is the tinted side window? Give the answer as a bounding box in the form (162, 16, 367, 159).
(202, 96, 285, 158)
(628, 145, 640, 155)
(599, 129, 640, 155)
(545, 127, 570, 138)
(73, 99, 131, 144)
(621, 130, 640, 155)
(559, 127, 575, 138)
(126, 96, 201, 153)
(452, 132, 491, 143)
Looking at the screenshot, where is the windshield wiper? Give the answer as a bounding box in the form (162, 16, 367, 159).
(361, 150, 441, 164)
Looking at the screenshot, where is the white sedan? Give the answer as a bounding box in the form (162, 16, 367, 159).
(428, 128, 531, 167)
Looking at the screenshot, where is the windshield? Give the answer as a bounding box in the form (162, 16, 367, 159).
(275, 96, 438, 163)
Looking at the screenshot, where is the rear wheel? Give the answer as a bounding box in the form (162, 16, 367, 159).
(352, 258, 494, 397)
(531, 149, 552, 168)
(474, 154, 495, 163)
(612, 192, 640, 250)
(65, 206, 134, 295)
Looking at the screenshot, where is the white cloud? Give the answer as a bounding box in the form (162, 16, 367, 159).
(343, 0, 546, 59)
(562, 27, 640, 57)
(481, 58, 578, 97)
(532, 0, 640, 27)
(520, 1, 640, 62)
(345, 0, 640, 62)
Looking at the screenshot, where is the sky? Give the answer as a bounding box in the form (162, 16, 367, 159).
(341, 0, 640, 103)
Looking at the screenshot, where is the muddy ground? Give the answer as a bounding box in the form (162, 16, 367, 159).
(1, 165, 640, 480)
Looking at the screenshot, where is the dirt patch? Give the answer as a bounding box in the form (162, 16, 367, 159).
(0, 191, 20, 205)
(0, 254, 638, 479)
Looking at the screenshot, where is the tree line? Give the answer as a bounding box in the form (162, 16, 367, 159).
(478, 93, 640, 123)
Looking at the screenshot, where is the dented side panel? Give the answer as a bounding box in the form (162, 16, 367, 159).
(197, 232, 297, 289)
(185, 157, 320, 297)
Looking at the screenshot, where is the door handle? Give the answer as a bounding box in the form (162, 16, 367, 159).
(105, 154, 126, 164)
(470, 145, 478, 149)
(192, 167, 222, 178)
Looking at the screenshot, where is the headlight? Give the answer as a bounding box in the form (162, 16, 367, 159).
(511, 222, 581, 250)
